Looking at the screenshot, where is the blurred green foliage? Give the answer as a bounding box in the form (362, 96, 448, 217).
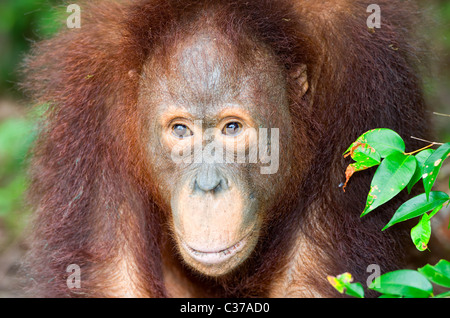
(0, 0, 62, 245)
(438, 2, 450, 50)
(0, 0, 63, 97)
(0, 117, 35, 239)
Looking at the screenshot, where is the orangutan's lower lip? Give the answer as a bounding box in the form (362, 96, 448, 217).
(181, 235, 249, 265)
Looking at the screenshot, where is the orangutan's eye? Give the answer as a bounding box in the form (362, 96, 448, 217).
(172, 124, 193, 138)
(222, 122, 243, 137)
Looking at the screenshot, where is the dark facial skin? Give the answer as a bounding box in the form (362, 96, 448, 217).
(137, 28, 298, 276)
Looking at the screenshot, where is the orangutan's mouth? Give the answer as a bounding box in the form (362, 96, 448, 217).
(180, 233, 251, 265)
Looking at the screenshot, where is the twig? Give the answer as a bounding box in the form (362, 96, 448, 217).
(410, 136, 444, 146)
(433, 112, 450, 118)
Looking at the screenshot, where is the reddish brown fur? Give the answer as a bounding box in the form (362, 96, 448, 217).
(21, 0, 428, 297)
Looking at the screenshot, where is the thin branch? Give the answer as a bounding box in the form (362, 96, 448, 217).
(410, 136, 444, 146)
(404, 143, 434, 156)
(433, 112, 450, 118)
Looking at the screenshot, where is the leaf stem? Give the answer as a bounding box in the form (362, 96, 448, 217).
(404, 143, 434, 156)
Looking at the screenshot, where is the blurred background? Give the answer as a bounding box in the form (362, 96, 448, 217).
(0, 0, 449, 297)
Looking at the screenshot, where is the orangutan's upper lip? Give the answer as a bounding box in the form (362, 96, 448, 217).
(180, 231, 252, 265)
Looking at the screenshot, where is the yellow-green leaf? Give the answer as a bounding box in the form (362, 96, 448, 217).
(410, 213, 431, 251)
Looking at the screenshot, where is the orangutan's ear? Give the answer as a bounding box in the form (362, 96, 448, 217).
(290, 64, 308, 96)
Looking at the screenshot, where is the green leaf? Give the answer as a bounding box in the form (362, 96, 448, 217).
(350, 143, 381, 164)
(343, 144, 382, 191)
(418, 260, 450, 288)
(407, 149, 434, 194)
(429, 203, 444, 218)
(345, 128, 405, 158)
(422, 143, 450, 199)
(378, 294, 402, 298)
(361, 153, 416, 217)
(345, 282, 365, 298)
(370, 270, 433, 298)
(346, 144, 381, 175)
(410, 213, 431, 251)
(383, 191, 450, 230)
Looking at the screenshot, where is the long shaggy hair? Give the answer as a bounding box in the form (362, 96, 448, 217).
(21, 0, 428, 297)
